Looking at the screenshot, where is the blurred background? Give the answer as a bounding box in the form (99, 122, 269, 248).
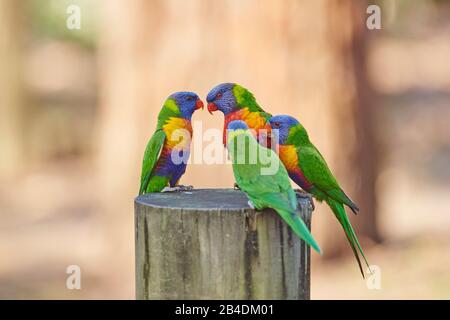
(0, 0, 449, 299)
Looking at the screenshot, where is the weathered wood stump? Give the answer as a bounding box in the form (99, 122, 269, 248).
(134, 188, 312, 300)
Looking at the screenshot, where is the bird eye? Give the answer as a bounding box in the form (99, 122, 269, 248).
(273, 122, 280, 128)
(186, 96, 193, 101)
(216, 92, 222, 99)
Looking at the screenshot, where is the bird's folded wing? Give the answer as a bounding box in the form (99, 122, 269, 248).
(139, 129, 166, 195)
(298, 145, 357, 209)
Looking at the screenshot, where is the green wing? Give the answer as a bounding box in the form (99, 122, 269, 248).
(297, 144, 358, 212)
(230, 132, 321, 253)
(234, 164, 295, 210)
(236, 169, 296, 212)
(230, 133, 293, 207)
(139, 129, 166, 195)
(298, 143, 367, 275)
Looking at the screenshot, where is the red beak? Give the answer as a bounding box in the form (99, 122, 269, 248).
(207, 102, 218, 115)
(195, 99, 204, 110)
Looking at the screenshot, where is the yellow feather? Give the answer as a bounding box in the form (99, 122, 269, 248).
(162, 117, 192, 150)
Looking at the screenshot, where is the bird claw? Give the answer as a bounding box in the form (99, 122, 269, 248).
(247, 200, 256, 210)
(162, 185, 194, 192)
(295, 189, 315, 210)
(178, 185, 194, 191)
(234, 183, 241, 190)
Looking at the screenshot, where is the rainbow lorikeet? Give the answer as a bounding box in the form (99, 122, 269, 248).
(139, 92, 203, 195)
(206, 83, 272, 146)
(269, 115, 369, 276)
(226, 120, 321, 254)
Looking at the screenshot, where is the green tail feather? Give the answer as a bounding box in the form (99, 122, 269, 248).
(326, 199, 370, 278)
(277, 209, 322, 254)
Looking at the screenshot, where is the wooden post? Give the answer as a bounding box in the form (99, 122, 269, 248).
(134, 189, 312, 300)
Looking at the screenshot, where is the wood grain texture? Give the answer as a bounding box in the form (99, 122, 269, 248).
(135, 189, 312, 300)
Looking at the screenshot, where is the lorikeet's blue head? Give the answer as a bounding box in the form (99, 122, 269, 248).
(206, 83, 237, 115)
(269, 115, 300, 144)
(169, 91, 203, 119)
(227, 120, 249, 131)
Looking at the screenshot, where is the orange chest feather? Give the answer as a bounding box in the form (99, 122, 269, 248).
(162, 117, 193, 150)
(224, 108, 270, 144)
(226, 108, 268, 129)
(279, 145, 299, 171)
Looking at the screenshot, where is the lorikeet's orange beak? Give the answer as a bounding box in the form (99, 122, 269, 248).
(195, 99, 204, 110)
(207, 102, 218, 115)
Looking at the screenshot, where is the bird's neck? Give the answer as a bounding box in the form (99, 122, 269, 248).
(225, 108, 267, 127)
(224, 109, 271, 146)
(285, 125, 310, 146)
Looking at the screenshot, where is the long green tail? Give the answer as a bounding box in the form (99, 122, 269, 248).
(326, 198, 370, 277)
(277, 209, 322, 254)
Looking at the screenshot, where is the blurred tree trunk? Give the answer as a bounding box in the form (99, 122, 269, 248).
(0, 0, 25, 179)
(96, 0, 166, 298)
(346, 1, 381, 244)
(325, 0, 381, 250)
(284, 0, 381, 259)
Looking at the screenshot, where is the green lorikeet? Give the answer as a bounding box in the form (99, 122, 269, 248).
(269, 115, 370, 276)
(206, 83, 272, 146)
(226, 120, 321, 254)
(139, 92, 203, 195)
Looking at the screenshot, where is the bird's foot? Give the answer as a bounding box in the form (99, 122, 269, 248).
(247, 200, 256, 210)
(295, 189, 315, 210)
(177, 184, 194, 191)
(162, 185, 193, 192)
(233, 183, 241, 190)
